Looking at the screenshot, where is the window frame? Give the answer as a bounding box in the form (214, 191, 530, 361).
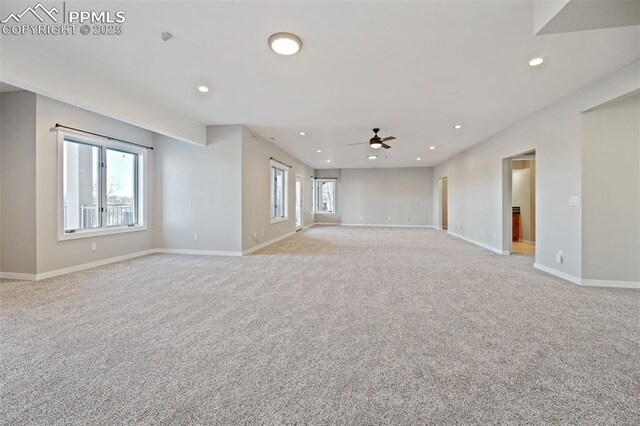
(270, 160, 289, 224)
(315, 178, 337, 215)
(57, 130, 148, 241)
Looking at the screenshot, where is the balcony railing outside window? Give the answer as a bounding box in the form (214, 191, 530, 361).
(64, 203, 135, 230)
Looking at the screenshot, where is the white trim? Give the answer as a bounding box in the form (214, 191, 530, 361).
(57, 130, 149, 241)
(155, 248, 243, 257)
(35, 249, 156, 281)
(57, 225, 148, 241)
(447, 231, 508, 255)
(302, 223, 315, 230)
(341, 223, 438, 229)
(0, 272, 37, 281)
(581, 279, 640, 289)
(534, 263, 582, 285)
(314, 222, 341, 226)
(243, 230, 296, 255)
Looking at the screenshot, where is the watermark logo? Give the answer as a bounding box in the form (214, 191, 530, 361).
(1, 3, 59, 23)
(1, 2, 126, 36)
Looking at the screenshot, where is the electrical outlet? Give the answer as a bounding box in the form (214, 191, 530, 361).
(359, 216, 363, 220)
(481, 230, 485, 237)
(568, 196, 580, 206)
(91, 242, 97, 251)
(193, 233, 198, 241)
(387, 217, 391, 221)
(556, 250, 564, 264)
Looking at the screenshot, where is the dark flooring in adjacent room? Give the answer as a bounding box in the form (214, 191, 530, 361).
(1, 227, 639, 424)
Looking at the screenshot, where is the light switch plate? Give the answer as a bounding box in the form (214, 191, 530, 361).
(568, 196, 580, 206)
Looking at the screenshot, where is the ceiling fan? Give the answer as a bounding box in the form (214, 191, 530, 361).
(348, 128, 396, 149)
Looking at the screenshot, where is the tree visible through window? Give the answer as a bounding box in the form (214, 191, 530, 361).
(315, 178, 336, 214)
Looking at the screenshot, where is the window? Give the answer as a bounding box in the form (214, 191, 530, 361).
(315, 178, 336, 214)
(270, 161, 288, 223)
(59, 132, 146, 240)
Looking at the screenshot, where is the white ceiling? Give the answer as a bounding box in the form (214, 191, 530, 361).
(1, 1, 638, 168)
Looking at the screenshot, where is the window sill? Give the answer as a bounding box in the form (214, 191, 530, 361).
(58, 225, 147, 241)
(270, 217, 289, 225)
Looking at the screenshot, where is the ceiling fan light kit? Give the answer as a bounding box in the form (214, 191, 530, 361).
(348, 128, 396, 150)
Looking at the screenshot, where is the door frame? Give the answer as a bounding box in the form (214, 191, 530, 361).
(502, 150, 536, 255)
(295, 173, 303, 230)
(438, 176, 448, 230)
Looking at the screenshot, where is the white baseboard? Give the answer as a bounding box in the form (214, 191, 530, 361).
(313, 222, 341, 226)
(341, 223, 437, 229)
(447, 231, 507, 255)
(533, 263, 582, 285)
(35, 249, 157, 281)
(0, 272, 37, 281)
(301, 223, 315, 230)
(581, 279, 640, 289)
(243, 230, 296, 255)
(154, 248, 243, 257)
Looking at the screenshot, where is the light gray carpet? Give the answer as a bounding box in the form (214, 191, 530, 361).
(1, 226, 639, 425)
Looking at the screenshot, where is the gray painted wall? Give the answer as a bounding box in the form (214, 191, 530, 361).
(241, 127, 315, 252)
(155, 126, 243, 253)
(432, 60, 640, 279)
(340, 167, 433, 226)
(582, 92, 640, 282)
(0, 91, 37, 274)
(35, 96, 156, 274)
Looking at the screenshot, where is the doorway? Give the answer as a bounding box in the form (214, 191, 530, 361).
(504, 151, 536, 255)
(439, 177, 448, 230)
(295, 174, 303, 230)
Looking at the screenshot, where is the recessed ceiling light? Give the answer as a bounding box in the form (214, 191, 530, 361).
(367, 155, 378, 160)
(299, 131, 306, 136)
(528, 57, 545, 67)
(417, 157, 421, 161)
(268, 32, 302, 56)
(430, 146, 436, 150)
(326, 160, 331, 163)
(197, 85, 209, 93)
(316, 149, 322, 153)
(454, 124, 462, 129)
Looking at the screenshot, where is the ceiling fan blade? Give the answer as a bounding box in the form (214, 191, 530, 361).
(381, 143, 392, 149)
(381, 136, 396, 142)
(347, 142, 368, 146)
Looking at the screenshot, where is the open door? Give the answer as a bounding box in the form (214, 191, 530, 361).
(439, 177, 448, 230)
(295, 174, 303, 230)
(503, 151, 536, 255)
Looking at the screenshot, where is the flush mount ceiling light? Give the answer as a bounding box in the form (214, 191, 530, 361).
(367, 155, 378, 160)
(326, 159, 331, 163)
(299, 131, 306, 136)
(268, 32, 303, 56)
(417, 157, 421, 161)
(197, 85, 209, 93)
(317, 149, 322, 153)
(454, 124, 462, 129)
(430, 146, 436, 150)
(528, 57, 545, 67)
